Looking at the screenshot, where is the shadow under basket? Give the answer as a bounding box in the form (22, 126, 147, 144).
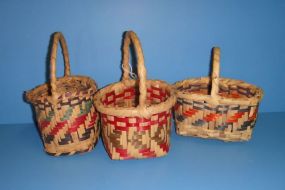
(25, 32, 99, 156)
(174, 48, 263, 142)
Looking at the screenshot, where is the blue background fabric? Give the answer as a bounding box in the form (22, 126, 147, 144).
(0, 0, 284, 124)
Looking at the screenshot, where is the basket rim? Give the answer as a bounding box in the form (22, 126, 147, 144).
(173, 76, 263, 105)
(25, 75, 97, 104)
(94, 79, 176, 118)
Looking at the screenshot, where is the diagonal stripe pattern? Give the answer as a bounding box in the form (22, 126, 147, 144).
(175, 94, 260, 141)
(34, 97, 99, 156)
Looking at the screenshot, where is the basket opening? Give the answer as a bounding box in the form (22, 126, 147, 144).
(101, 85, 171, 108)
(31, 78, 93, 99)
(177, 82, 257, 99)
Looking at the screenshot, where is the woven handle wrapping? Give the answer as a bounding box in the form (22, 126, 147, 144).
(122, 31, 147, 108)
(210, 47, 221, 99)
(50, 32, 71, 102)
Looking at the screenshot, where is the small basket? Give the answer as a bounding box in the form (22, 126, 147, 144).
(94, 31, 176, 160)
(25, 32, 100, 156)
(174, 47, 263, 141)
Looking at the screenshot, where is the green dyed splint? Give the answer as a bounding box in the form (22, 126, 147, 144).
(60, 107, 73, 121)
(45, 111, 55, 122)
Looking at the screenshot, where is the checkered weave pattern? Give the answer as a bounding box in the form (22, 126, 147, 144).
(94, 31, 176, 160)
(100, 86, 172, 159)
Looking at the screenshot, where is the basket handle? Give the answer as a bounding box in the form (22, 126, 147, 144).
(50, 32, 71, 102)
(210, 47, 220, 99)
(122, 31, 147, 108)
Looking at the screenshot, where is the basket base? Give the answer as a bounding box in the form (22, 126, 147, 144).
(106, 150, 170, 160)
(102, 132, 170, 160)
(44, 137, 99, 156)
(176, 124, 253, 142)
(45, 145, 94, 156)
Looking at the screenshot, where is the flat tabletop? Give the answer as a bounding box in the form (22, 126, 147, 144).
(0, 112, 284, 190)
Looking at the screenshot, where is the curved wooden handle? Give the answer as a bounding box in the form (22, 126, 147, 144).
(50, 32, 71, 102)
(122, 31, 147, 108)
(210, 47, 220, 98)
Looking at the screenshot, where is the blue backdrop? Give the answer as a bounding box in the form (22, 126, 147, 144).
(0, 0, 284, 124)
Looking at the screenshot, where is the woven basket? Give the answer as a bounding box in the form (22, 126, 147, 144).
(174, 47, 263, 141)
(94, 31, 176, 160)
(25, 32, 99, 156)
